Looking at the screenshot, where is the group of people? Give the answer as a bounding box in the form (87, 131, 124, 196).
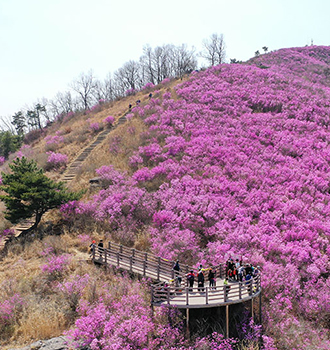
(89, 239, 104, 258)
(171, 259, 260, 294)
(172, 262, 217, 292)
(225, 258, 260, 283)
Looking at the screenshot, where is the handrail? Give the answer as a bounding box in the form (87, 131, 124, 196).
(91, 242, 261, 308)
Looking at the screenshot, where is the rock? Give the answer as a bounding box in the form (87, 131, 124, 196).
(8, 336, 68, 350)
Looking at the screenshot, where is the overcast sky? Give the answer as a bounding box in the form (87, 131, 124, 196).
(0, 0, 329, 119)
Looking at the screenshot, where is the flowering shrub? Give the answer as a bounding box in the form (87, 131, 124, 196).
(0, 294, 24, 337)
(46, 151, 68, 170)
(103, 115, 115, 127)
(41, 254, 70, 279)
(142, 82, 155, 90)
(57, 274, 90, 312)
(61, 46, 330, 349)
(89, 122, 100, 132)
(125, 88, 136, 96)
(0, 156, 5, 165)
(0, 229, 15, 240)
(45, 134, 64, 145)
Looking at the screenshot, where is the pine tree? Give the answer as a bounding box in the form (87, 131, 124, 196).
(0, 157, 82, 232)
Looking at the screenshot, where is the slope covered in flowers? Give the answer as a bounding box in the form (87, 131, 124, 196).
(62, 46, 330, 349)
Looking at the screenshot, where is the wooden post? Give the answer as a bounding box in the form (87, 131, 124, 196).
(108, 241, 111, 250)
(117, 252, 120, 266)
(186, 308, 190, 338)
(143, 260, 146, 276)
(239, 282, 242, 299)
(120, 245, 123, 253)
(104, 249, 107, 270)
(205, 287, 209, 304)
(186, 287, 189, 305)
(167, 288, 170, 305)
(259, 289, 262, 325)
(130, 256, 133, 272)
(251, 298, 254, 320)
(226, 305, 229, 338)
(157, 257, 161, 280)
(132, 248, 135, 257)
(223, 285, 227, 302)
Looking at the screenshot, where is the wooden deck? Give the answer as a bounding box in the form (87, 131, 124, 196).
(92, 242, 261, 309)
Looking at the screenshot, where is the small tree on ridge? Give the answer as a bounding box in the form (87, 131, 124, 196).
(0, 157, 82, 233)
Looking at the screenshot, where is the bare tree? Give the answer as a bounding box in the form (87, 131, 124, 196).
(49, 91, 74, 120)
(71, 70, 97, 111)
(114, 60, 142, 93)
(141, 44, 175, 84)
(93, 73, 115, 102)
(201, 33, 226, 66)
(172, 44, 197, 78)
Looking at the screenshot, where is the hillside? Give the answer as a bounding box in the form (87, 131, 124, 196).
(1, 46, 330, 349)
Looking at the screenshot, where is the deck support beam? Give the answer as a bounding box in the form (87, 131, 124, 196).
(226, 305, 229, 338)
(186, 308, 190, 338)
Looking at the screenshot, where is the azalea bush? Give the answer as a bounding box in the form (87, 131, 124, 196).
(46, 151, 68, 170)
(103, 115, 115, 127)
(61, 46, 330, 349)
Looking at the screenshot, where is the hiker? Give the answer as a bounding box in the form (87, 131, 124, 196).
(245, 273, 252, 295)
(187, 270, 195, 291)
(235, 259, 240, 281)
(238, 265, 245, 282)
(197, 269, 204, 292)
(224, 278, 230, 299)
(98, 239, 104, 259)
(208, 268, 216, 290)
(173, 260, 182, 286)
(89, 240, 96, 257)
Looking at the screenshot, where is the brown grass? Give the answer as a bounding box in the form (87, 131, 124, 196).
(0, 78, 187, 348)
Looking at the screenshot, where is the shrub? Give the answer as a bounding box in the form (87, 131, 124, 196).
(0, 294, 24, 338)
(41, 254, 70, 280)
(103, 116, 115, 127)
(46, 151, 68, 170)
(89, 122, 100, 133)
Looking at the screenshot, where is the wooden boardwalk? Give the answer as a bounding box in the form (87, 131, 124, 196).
(92, 241, 261, 309)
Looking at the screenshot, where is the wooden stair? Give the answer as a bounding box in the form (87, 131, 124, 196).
(61, 114, 127, 183)
(4, 113, 129, 238)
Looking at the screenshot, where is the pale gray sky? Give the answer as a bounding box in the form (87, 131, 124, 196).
(0, 0, 329, 118)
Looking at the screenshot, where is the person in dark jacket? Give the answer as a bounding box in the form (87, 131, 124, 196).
(98, 239, 104, 259)
(198, 269, 204, 292)
(208, 268, 216, 290)
(187, 270, 195, 291)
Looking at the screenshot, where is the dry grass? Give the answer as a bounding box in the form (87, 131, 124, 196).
(0, 79, 187, 348)
(15, 303, 66, 342)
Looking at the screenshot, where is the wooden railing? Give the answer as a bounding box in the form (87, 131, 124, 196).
(91, 242, 260, 308)
(151, 275, 261, 308)
(92, 242, 226, 282)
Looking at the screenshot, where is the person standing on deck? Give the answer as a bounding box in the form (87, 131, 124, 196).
(198, 268, 205, 292)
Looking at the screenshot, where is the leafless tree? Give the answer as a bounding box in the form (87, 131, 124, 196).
(172, 44, 197, 78)
(71, 70, 97, 111)
(114, 60, 142, 93)
(1, 115, 16, 133)
(201, 33, 226, 66)
(49, 91, 74, 119)
(93, 73, 115, 102)
(141, 44, 175, 84)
